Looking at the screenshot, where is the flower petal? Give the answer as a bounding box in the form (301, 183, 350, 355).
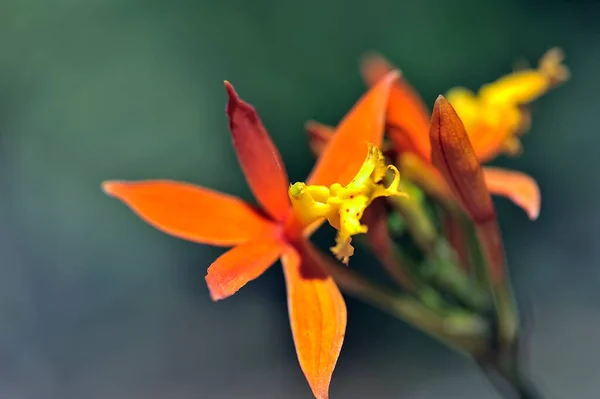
(483, 167, 541, 220)
(205, 238, 284, 301)
(282, 242, 347, 399)
(360, 53, 431, 160)
(102, 180, 274, 246)
(305, 120, 335, 157)
(225, 81, 290, 221)
(429, 96, 506, 282)
(307, 70, 399, 187)
(306, 120, 396, 160)
(429, 96, 495, 224)
(469, 123, 513, 163)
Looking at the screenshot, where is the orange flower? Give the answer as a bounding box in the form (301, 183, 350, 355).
(102, 73, 398, 399)
(429, 96, 518, 344)
(309, 49, 569, 220)
(429, 96, 503, 277)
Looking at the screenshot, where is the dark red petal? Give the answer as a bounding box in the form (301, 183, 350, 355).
(225, 81, 290, 221)
(429, 96, 495, 224)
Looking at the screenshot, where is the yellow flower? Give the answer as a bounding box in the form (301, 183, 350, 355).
(445, 48, 569, 161)
(309, 49, 568, 220)
(289, 143, 407, 264)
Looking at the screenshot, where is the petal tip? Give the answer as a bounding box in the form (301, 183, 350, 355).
(312, 389, 329, 399)
(102, 180, 126, 197)
(304, 119, 319, 132)
(305, 120, 334, 140)
(359, 52, 403, 85)
(434, 94, 448, 107)
(205, 273, 228, 302)
(386, 69, 401, 83)
(224, 81, 243, 115)
(359, 51, 387, 68)
(224, 80, 237, 101)
(433, 95, 454, 124)
(527, 192, 541, 221)
(529, 208, 540, 220)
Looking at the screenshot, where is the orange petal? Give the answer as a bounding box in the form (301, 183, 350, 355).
(205, 238, 283, 301)
(282, 242, 347, 399)
(429, 96, 495, 224)
(225, 81, 290, 221)
(360, 53, 431, 160)
(483, 167, 541, 220)
(102, 180, 275, 246)
(307, 70, 399, 187)
(305, 120, 335, 157)
(470, 122, 513, 163)
(306, 120, 396, 160)
(429, 97, 505, 282)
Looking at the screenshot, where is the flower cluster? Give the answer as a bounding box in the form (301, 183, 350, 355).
(103, 49, 567, 399)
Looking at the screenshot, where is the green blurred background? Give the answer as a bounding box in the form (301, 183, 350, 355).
(1, 0, 599, 398)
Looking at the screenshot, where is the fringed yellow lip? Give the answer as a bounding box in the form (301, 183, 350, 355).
(289, 143, 407, 264)
(446, 48, 569, 162)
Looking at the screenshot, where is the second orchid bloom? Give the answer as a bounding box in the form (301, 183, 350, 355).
(308, 48, 569, 220)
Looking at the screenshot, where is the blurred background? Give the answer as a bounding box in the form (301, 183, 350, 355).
(1, 0, 599, 398)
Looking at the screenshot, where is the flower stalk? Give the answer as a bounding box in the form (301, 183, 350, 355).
(311, 239, 490, 357)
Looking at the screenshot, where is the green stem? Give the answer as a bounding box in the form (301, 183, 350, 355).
(388, 194, 437, 256)
(356, 235, 416, 293)
(318, 256, 489, 357)
(464, 219, 491, 291)
(478, 352, 544, 399)
(388, 194, 489, 311)
(465, 218, 519, 347)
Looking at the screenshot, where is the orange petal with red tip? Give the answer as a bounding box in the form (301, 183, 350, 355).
(429, 96, 495, 225)
(205, 238, 283, 301)
(225, 81, 290, 221)
(282, 242, 346, 399)
(308, 70, 399, 187)
(483, 167, 541, 220)
(102, 180, 275, 246)
(360, 53, 431, 160)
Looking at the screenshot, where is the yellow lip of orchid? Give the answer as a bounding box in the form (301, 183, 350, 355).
(445, 48, 569, 161)
(289, 143, 407, 264)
